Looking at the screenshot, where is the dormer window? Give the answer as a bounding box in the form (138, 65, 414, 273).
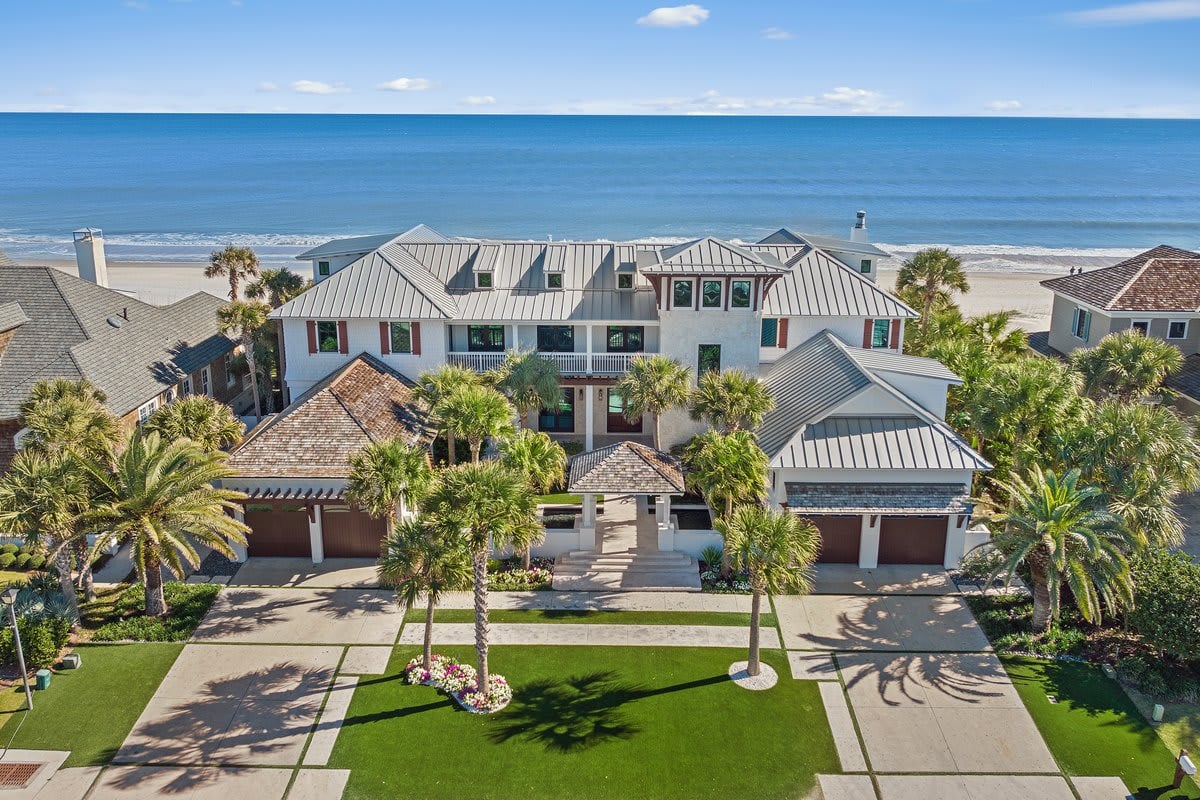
(318, 261, 330, 277)
(546, 273, 563, 290)
(617, 273, 634, 290)
(860, 259, 872, 274)
(476, 272, 493, 289)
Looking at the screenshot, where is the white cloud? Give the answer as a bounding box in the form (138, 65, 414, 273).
(1066, 0, 1200, 24)
(256, 81, 280, 92)
(376, 77, 436, 92)
(462, 95, 497, 106)
(291, 80, 349, 95)
(761, 26, 794, 40)
(636, 4, 709, 27)
(986, 99, 1022, 111)
(638, 86, 899, 115)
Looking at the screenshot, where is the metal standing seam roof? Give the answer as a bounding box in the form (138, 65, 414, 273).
(784, 482, 972, 514)
(637, 237, 789, 275)
(774, 416, 990, 470)
(567, 441, 686, 495)
(1040, 245, 1200, 310)
(754, 245, 918, 319)
(294, 224, 451, 261)
(758, 228, 891, 259)
(841, 347, 962, 382)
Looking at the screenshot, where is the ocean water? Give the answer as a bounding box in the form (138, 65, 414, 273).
(1, 113, 1199, 270)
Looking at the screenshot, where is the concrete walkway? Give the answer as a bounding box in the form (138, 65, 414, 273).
(436, 589, 752, 611)
(399, 621, 777, 648)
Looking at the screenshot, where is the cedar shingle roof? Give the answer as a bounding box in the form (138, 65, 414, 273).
(1040, 245, 1200, 311)
(227, 353, 432, 479)
(567, 441, 685, 495)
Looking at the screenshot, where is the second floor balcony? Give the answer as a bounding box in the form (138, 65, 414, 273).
(447, 350, 643, 376)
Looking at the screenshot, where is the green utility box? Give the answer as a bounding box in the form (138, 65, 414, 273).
(35, 669, 50, 691)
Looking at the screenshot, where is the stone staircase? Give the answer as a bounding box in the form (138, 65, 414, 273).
(552, 550, 702, 592)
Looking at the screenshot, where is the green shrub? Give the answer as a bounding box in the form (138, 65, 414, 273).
(1128, 549, 1200, 661)
(0, 554, 16, 570)
(0, 616, 71, 670)
(957, 546, 1006, 583)
(0, 544, 18, 556)
(88, 582, 220, 642)
(14, 553, 32, 570)
(27, 555, 45, 571)
(964, 593, 1087, 656)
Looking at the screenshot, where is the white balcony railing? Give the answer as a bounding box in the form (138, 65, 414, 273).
(446, 351, 644, 375)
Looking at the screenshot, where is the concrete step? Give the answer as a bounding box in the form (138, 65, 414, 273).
(552, 571, 702, 592)
(553, 549, 701, 592)
(558, 552, 694, 566)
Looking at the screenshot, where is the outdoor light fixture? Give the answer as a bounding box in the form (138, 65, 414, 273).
(578, 387, 584, 399)
(1, 587, 32, 710)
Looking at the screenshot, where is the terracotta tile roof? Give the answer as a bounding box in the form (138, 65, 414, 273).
(227, 353, 432, 478)
(567, 441, 686, 495)
(1040, 245, 1200, 311)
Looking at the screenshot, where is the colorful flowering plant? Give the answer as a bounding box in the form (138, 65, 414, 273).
(404, 654, 512, 713)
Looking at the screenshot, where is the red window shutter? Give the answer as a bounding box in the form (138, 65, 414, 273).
(337, 320, 349, 354)
(778, 318, 788, 349)
(862, 319, 873, 348)
(412, 321, 422, 356)
(889, 319, 900, 349)
(306, 320, 317, 354)
(379, 321, 390, 355)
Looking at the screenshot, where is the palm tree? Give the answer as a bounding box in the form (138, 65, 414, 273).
(439, 384, 515, 463)
(1070, 329, 1184, 402)
(145, 395, 243, 451)
(80, 431, 249, 617)
(217, 301, 270, 417)
(614, 355, 693, 449)
(966, 310, 1028, 360)
(0, 451, 87, 622)
(346, 439, 434, 533)
(719, 506, 819, 676)
(499, 429, 567, 567)
(686, 431, 769, 575)
(493, 350, 562, 429)
(414, 364, 484, 465)
(245, 267, 309, 308)
(378, 517, 471, 671)
(895, 247, 969, 332)
(688, 369, 775, 433)
(206, 245, 260, 301)
(985, 466, 1134, 633)
(424, 462, 540, 695)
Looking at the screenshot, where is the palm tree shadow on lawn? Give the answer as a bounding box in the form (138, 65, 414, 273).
(489, 670, 727, 753)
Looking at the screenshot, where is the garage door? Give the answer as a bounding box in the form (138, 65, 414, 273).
(809, 515, 861, 564)
(243, 503, 311, 558)
(322, 506, 387, 558)
(878, 516, 947, 565)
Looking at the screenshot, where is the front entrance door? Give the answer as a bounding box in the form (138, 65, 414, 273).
(606, 389, 642, 433)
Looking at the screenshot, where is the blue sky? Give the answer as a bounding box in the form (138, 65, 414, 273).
(4, 1, 1200, 116)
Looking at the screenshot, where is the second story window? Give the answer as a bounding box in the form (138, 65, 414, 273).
(468, 325, 505, 352)
(546, 273, 563, 289)
(537, 325, 573, 352)
(200, 366, 212, 397)
(731, 280, 751, 308)
(702, 280, 722, 308)
(673, 279, 693, 308)
(317, 321, 340, 353)
(1130, 320, 1149, 335)
(617, 273, 634, 290)
(138, 400, 157, 423)
(318, 260, 330, 277)
(1071, 308, 1091, 340)
(860, 259, 872, 273)
(871, 319, 891, 349)
(476, 272, 493, 289)
(1169, 320, 1188, 340)
(224, 353, 237, 386)
(390, 322, 413, 354)
(607, 326, 644, 353)
(761, 318, 779, 347)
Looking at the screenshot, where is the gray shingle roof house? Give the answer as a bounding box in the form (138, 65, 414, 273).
(0, 265, 248, 469)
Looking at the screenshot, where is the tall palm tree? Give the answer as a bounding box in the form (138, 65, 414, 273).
(414, 364, 484, 465)
(686, 431, 769, 575)
(966, 310, 1028, 360)
(688, 369, 775, 433)
(895, 247, 969, 332)
(80, 431, 249, 617)
(719, 506, 819, 676)
(1070, 329, 1184, 402)
(245, 267, 309, 308)
(206, 245, 260, 301)
(439, 384, 515, 463)
(145, 395, 243, 451)
(346, 439, 434, 532)
(493, 350, 562, 429)
(614, 354, 692, 449)
(0, 451, 87, 622)
(424, 462, 540, 695)
(499, 429, 567, 567)
(985, 466, 1134, 633)
(217, 301, 270, 417)
(378, 517, 472, 671)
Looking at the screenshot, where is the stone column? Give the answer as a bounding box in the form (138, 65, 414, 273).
(231, 507, 249, 563)
(584, 386, 594, 451)
(309, 504, 325, 564)
(944, 514, 968, 569)
(858, 514, 881, 569)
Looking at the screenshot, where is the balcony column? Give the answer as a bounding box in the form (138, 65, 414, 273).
(585, 326, 594, 376)
(584, 385, 594, 451)
(508, 324, 518, 351)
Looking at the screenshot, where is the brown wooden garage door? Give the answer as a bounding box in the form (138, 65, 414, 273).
(243, 503, 311, 558)
(878, 516, 947, 565)
(322, 506, 387, 558)
(809, 515, 861, 564)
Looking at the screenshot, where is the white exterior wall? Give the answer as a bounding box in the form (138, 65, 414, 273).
(826, 250, 877, 283)
(310, 254, 362, 284)
(759, 316, 902, 368)
(868, 371, 954, 419)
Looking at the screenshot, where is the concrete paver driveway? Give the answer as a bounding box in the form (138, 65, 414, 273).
(190, 587, 403, 645)
(775, 593, 990, 651)
(229, 558, 380, 588)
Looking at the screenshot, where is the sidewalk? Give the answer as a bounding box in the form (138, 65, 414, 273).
(435, 590, 751, 612)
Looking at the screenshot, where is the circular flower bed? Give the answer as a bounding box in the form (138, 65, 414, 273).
(405, 655, 513, 714)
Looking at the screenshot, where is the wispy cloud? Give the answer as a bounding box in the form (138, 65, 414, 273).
(986, 99, 1022, 111)
(761, 26, 794, 40)
(256, 81, 280, 92)
(462, 95, 497, 106)
(376, 77, 436, 92)
(637, 4, 709, 27)
(639, 86, 899, 115)
(1065, 0, 1200, 24)
(291, 80, 349, 95)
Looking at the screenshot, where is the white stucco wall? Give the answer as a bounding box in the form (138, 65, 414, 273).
(868, 371, 954, 419)
(310, 254, 362, 284)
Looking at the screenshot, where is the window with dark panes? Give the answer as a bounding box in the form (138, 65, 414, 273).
(871, 319, 891, 349)
(702, 280, 722, 308)
(476, 272, 493, 289)
(390, 322, 412, 354)
(697, 344, 721, 374)
(607, 326, 644, 353)
(468, 325, 505, 351)
(761, 318, 779, 347)
(617, 273, 634, 290)
(547, 273, 563, 289)
(673, 279, 693, 308)
(538, 388, 575, 433)
(537, 325, 574, 352)
(731, 280, 751, 308)
(317, 321, 340, 353)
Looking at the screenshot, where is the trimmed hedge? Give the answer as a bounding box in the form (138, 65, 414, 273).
(1129, 548, 1200, 662)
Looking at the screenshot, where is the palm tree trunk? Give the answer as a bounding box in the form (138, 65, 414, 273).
(520, 547, 531, 570)
(470, 439, 482, 463)
(519, 409, 528, 429)
(73, 540, 95, 602)
(244, 333, 261, 417)
(53, 541, 80, 626)
(145, 555, 167, 618)
(423, 593, 436, 670)
(1030, 562, 1052, 634)
(653, 413, 661, 450)
(748, 588, 763, 677)
(447, 433, 458, 465)
(720, 496, 734, 578)
(472, 547, 491, 696)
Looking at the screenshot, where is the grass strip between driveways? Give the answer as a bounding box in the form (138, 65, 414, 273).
(0, 642, 183, 767)
(331, 645, 836, 800)
(1002, 655, 1200, 800)
(406, 608, 776, 628)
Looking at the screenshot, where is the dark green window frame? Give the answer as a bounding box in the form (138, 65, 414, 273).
(468, 325, 505, 352)
(731, 280, 751, 308)
(697, 344, 721, 374)
(389, 322, 412, 354)
(316, 321, 340, 353)
(860, 259, 872, 274)
(476, 272, 493, 289)
(537, 325, 574, 352)
(871, 319, 891, 349)
(547, 273, 563, 289)
(673, 279, 693, 308)
(617, 273, 634, 290)
(761, 318, 779, 347)
(702, 280, 722, 308)
(538, 388, 575, 433)
(607, 326, 644, 353)
(317, 260, 330, 276)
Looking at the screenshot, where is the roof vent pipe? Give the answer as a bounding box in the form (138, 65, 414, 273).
(850, 211, 868, 244)
(73, 228, 109, 288)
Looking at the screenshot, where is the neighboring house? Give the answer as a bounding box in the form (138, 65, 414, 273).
(0, 265, 252, 470)
(1039, 245, 1200, 412)
(231, 217, 988, 570)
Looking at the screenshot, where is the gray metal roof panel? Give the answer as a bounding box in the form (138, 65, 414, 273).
(755, 245, 917, 318)
(272, 250, 457, 320)
(294, 224, 451, 261)
(639, 237, 789, 276)
(841, 348, 962, 383)
(760, 229, 890, 258)
(774, 416, 990, 470)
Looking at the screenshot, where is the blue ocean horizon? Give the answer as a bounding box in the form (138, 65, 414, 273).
(2, 113, 1199, 267)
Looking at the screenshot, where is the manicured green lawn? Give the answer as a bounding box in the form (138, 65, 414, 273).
(0, 570, 30, 588)
(407, 608, 777, 628)
(331, 645, 836, 800)
(1003, 656, 1200, 799)
(0, 642, 182, 767)
(537, 493, 604, 506)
